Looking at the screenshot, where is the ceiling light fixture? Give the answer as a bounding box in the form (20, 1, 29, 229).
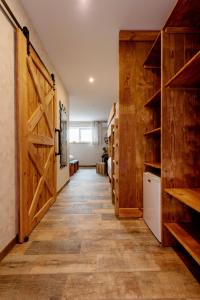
(89, 77, 95, 83)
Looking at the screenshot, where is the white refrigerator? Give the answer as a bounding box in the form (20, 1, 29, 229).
(143, 172, 161, 242)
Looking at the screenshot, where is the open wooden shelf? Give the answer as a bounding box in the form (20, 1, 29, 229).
(144, 89, 161, 107)
(144, 33, 161, 69)
(144, 127, 161, 137)
(165, 223, 200, 265)
(165, 188, 200, 213)
(165, 51, 200, 88)
(108, 103, 116, 127)
(144, 161, 161, 169)
(113, 143, 119, 148)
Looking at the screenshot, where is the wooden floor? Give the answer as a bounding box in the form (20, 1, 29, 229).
(0, 168, 199, 299)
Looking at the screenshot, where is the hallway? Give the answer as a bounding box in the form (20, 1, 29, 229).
(0, 168, 199, 299)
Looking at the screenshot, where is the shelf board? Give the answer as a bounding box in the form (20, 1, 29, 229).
(165, 188, 200, 213)
(143, 33, 161, 69)
(144, 162, 161, 169)
(165, 51, 200, 88)
(144, 127, 161, 136)
(165, 223, 200, 265)
(144, 89, 161, 107)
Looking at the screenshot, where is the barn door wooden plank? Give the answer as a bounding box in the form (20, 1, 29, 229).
(27, 89, 54, 132)
(28, 148, 54, 220)
(28, 143, 54, 195)
(16, 29, 29, 242)
(16, 29, 57, 242)
(27, 104, 44, 132)
(29, 134, 54, 146)
(27, 56, 54, 137)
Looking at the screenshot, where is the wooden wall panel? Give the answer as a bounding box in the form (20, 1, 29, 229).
(118, 32, 158, 214)
(163, 33, 200, 84)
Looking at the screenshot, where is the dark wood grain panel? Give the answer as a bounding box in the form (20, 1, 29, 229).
(165, 51, 200, 88)
(144, 33, 161, 68)
(164, 0, 200, 28)
(119, 32, 159, 212)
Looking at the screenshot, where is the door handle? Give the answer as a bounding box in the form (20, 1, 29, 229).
(55, 128, 61, 156)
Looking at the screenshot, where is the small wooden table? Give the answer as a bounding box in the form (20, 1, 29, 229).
(96, 162, 107, 175)
(70, 160, 79, 176)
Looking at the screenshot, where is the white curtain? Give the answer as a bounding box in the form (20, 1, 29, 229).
(92, 121, 99, 145)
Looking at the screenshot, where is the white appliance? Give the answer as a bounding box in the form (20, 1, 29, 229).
(143, 172, 161, 242)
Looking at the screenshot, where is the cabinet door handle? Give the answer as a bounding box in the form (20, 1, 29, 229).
(148, 179, 151, 183)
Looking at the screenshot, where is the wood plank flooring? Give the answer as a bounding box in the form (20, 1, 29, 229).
(0, 168, 199, 299)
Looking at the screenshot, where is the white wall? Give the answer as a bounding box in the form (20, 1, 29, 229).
(0, 0, 69, 252)
(0, 9, 16, 252)
(70, 122, 107, 166)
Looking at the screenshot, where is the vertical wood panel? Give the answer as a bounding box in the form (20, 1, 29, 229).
(16, 29, 29, 242)
(118, 32, 158, 216)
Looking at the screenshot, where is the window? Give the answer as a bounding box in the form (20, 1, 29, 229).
(69, 128, 79, 143)
(80, 128, 92, 143)
(69, 127, 93, 143)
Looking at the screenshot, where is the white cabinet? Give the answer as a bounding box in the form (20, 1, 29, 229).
(143, 172, 161, 242)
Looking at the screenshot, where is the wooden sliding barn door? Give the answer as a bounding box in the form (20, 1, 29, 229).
(16, 29, 56, 242)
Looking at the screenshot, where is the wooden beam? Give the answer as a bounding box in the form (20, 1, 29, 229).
(165, 27, 200, 33)
(119, 30, 159, 41)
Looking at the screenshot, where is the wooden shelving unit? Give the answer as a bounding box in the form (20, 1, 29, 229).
(165, 51, 200, 88)
(165, 188, 200, 213)
(117, 0, 200, 273)
(107, 104, 119, 208)
(112, 118, 119, 214)
(165, 223, 200, 265)
(144, 33, 161, 69)
(161, 0, 200, 269)
(144, 162, 161, 169)
(144, 89, 161, 107)
(143, 31, 161, 176)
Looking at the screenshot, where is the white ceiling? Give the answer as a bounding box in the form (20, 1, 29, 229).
(20, 0, 177, 121)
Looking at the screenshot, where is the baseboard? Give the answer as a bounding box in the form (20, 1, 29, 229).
(0, 236, 17, 261)
(56, 179, 70, 195)
(80, 165, 96, 168)
(118, 208, 143, 218)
